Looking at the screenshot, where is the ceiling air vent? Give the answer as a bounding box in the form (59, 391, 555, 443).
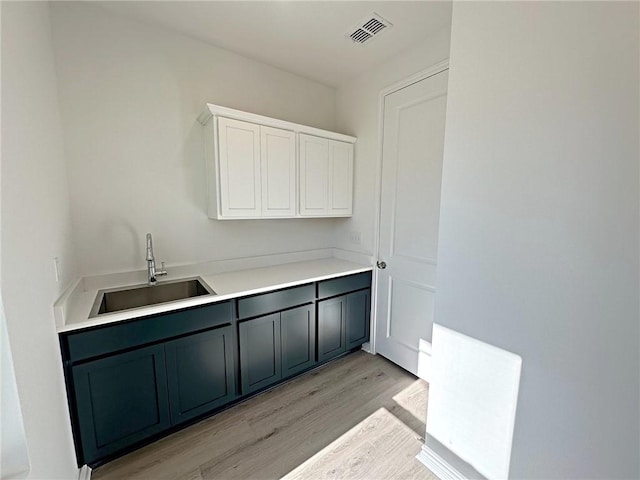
(347, 13, 392, 45)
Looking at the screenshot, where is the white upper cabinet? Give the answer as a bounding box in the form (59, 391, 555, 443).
(199, 103, 355, 220)
(299, 135, 354, 217)
(217, 117, 262, 218)
(299, 134, 329, 216)
(328, 140, 354, 216)
(260, 126, 296, 217)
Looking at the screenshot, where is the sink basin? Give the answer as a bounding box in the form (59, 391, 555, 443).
(90, 277, 215, 317)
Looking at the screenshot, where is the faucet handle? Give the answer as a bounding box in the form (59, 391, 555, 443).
(159, 262, 168, 276)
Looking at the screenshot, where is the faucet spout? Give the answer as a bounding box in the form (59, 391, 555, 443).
(145, 233, 167, 285)
(146, 233, 154, 261)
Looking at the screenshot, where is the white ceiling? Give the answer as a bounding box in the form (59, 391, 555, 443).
(95, 1, 452, 87)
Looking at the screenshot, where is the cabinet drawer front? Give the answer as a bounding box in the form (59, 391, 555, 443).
(317, 271, 372, 299)
(237, 284, 314, 320)
(65, 301, 232, 363)
(72, 344, 170, 465)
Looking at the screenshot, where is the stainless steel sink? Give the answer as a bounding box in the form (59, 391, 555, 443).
(90, 277, 215, 317)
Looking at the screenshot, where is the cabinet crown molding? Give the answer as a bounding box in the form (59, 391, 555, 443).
(198, 103, 356, 144)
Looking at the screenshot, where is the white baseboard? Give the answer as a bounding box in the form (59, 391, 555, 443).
(360, 342, 373, 354)
(417, 339, 432, 382)
(78, 465, 91, 480)
(416, 444, 466, 480)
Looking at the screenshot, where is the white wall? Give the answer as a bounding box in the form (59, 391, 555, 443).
(1, 2, 79, 478)
(1, 303, 30, 478)
(334, 26, 451, 256)
(50, 2, 338, 277)
(432, 2, 639, 477)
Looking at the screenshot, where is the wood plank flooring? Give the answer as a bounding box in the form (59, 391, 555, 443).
(92, 351, 435, 480)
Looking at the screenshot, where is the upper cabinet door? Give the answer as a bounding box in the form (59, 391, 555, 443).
(217, 117, 261, 217)
(328, 140, 354, 216)
(299, 134, 329, 216)
(260, 126, 296, 217)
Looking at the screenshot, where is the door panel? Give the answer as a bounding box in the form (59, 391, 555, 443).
(165, 326, 235, 424)
(281, 305, 316, 377)
(391, 95, 446, 262)
(261, 126, 296, 217)
(346, 289, 371, 349)
(385, 278, 436, 370)
(328, 140, 353, 215)
(239, 313, 281, 394)
(72, 344, 170, 463)
(217, 117, 261, 217)
(376, 69, 448, 375)
(317, 296, 346, 362)
(299, 134, 329, 215)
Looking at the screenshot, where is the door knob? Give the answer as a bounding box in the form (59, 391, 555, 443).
(377, 261, 387, 269)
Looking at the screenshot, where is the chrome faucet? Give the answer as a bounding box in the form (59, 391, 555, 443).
(146, 233, 167, 285)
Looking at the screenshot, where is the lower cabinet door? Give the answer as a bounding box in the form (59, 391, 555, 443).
(72, 344, 170, 465)
(281, 305, 316, 377)
(317, 295, 347, 362)
(346, 289, 371, 349)
(165, 325, 236, 425)
(239, 313, 282, 394)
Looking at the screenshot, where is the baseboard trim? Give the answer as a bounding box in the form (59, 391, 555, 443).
(416, 444, 466, 480)
(78, 465, 92, 480)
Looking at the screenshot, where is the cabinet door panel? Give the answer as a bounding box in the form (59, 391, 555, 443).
(239, 313, 282, 394)
(317, 296, 347, 362)
(72, 344, 170, 464)
(281, 305, 316, 377)
(165, 326, 236, 425)
(261, 126, 296, 217)
(328, 140, 354, 215)
(299, 134, 329, 216)
(346, 289, 371, 349)
(218, 117, 261, 217)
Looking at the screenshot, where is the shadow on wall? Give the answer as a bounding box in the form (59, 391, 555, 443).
(1, 297, 31, 478)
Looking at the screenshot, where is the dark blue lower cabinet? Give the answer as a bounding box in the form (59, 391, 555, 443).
(346, 289, 371, 350)
(318, 289, 371, 362)
(65, 278, 371, 466)
(72, 344, 171, 465)
(281, 305, 316, 378)
(239, 313, 282, 395)
(165, 325, 236, 425)
(239, 304, 317, 395)
(317, 296, 347, 362)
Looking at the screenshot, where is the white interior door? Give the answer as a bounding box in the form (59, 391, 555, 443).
(375, 69, 448, 375)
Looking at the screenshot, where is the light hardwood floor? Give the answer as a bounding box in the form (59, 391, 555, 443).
(92, 351, 436, 480)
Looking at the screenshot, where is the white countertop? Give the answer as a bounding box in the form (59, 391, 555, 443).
(57, 257, 372, 333)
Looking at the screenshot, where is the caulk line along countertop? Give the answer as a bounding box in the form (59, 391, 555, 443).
(56, 257, 373, 333)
